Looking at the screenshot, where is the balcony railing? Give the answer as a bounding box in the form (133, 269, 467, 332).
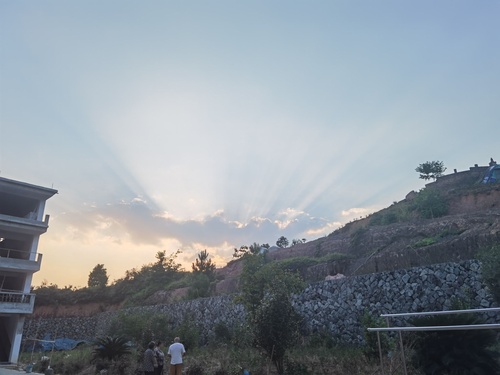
(0, 247, 41, 261)
(0, 290, 36, 314)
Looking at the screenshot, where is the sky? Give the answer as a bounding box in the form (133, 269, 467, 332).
(1, 1, 499, 288)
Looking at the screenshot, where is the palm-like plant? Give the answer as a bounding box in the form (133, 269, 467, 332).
(92, 336, 131, 362)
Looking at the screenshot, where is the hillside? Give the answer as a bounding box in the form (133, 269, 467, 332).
(214, 177, 500, 294)
(33, 164, 500, 315)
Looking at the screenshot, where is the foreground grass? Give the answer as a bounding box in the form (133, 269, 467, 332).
(19, 344, 421, 375)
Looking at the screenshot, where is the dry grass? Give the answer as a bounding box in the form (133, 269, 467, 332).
(18, 344, 422, 375)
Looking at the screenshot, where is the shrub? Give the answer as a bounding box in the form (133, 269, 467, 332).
(108, 311, 173, 345)
(175, 314, 201, 350)
(185, 362, 205, 375)
(478, 244, 500, 304)
(370, 211, 398, 226)
(308, 330, 335, 349)
(275, 256, 319, 272)
(229, 323, 253, 348)
(350, 226, 368, 248)
(284, 357, 311, 375)
(361, 311, 392, 358)
(253, 285, 303, 374)
(214, 322, 232, 343)
(410, 313, 500, 374)
(93, 336, 130, 359)
(413, 237, 437, 248)
(412, 188, 448, 219)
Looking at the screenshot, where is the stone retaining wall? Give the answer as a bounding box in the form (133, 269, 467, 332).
(24, 260, 498, 346)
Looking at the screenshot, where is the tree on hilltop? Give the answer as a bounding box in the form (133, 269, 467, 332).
(88, 264, 108, 288)
(192, 249, 216, 277)
(276, 236, 289, 248)
(415, 160, 446, 180)
(233, 242, 267, 258)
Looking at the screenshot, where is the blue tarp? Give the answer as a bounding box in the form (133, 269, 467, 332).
(481, 165, 500, 184)
(39, 335, 87, 351)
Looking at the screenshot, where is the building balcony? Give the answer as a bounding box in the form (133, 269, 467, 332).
(0, 290, 35, 314)
(0, 248, 42, 273)
(0, 213, 49, 236)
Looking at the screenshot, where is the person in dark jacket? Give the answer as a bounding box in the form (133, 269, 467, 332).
(143, 341, 156, 375)
(154, 341, 165, 375)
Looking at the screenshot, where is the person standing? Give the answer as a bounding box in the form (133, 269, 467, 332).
(167, 337, 186, 375)
(154, 341, 165, 375)
(143, 341, 156, 375)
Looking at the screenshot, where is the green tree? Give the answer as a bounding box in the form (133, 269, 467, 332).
(237, 254, 304, 374)
(233, 243, 265, 258)
(249, 242, 263, 254)
(109, 250, 185, 305)
(276, 236, 289, 248)
(191, 250, 216, 277)
(187, 272, 213, 299)
(233, 245, 249, 258)
(188, 250, 216, 298)
(238, 255, 304, 316)
(415, 160, 447, 180)
(155, 250, 183, 274)
(88, 264, 109, 288)
(253, 280, 303, 375)
(108, 311, 172, 345)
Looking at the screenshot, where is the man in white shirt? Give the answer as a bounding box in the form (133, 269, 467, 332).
(167, 337, 186, 375)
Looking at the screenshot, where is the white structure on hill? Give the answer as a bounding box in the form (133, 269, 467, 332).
(0, 177, 57, 364)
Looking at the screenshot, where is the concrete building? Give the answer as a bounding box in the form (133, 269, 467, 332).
(0, 177, 57, 364)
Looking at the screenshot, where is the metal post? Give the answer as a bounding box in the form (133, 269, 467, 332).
(377, 331, 385, 375)
(398, 331, 407, 375)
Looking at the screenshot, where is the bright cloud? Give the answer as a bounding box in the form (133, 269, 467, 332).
(2, 1, 499, 287)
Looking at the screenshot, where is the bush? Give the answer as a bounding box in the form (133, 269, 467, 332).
(370, 212, 398, 226)
(284, 357, 311, 375)
(108, 311, 173, 346)
(307, 330, 335, 349)
(413, 237, 437, 248)
(412, 188, 448, 219)
(185, 362, 205, 375)
(229, 323, 253, 348)
(20, 347, 95, 375)
(214, 322, 232, 343)
(478, 244, 500, 304)
(350, 226, 368, 248)
(361, 311, 393, 358)
(175, 314, 201, 350)
(410, 313, 500, 374)
(92, 336, 131, 362)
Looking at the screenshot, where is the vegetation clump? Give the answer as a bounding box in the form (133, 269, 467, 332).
(478, 244, 500, 304)
(410, 313, 500, 375)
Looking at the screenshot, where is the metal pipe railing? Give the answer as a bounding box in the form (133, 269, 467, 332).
(381, 307, 500, 319)
(367, 307, 500, 375)
(0, 247, 40, 261)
